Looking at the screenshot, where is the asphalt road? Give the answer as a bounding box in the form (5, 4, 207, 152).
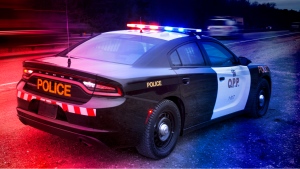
(0, 31, 299, 168)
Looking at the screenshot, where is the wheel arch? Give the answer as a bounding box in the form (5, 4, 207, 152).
(262, 75, 272, 93)
(164, 96, 185, 135)
(245, 74, 271, 117)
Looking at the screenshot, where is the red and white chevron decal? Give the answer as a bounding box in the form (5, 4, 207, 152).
(17, 90, 96, 117)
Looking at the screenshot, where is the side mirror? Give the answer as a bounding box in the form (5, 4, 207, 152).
(238, 56, 252, 66)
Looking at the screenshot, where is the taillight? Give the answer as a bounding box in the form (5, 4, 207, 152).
(22, 68, 34, 80)
(95, 84, 117, 92)
(83, 81, 95, 90)
(83, 81, 123, 97)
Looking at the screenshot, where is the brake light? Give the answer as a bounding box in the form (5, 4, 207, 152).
(22, 68, 34, 80)
(95, 84, 116, 91)
(24, 69, 33, 74)
(83, 81, 123, 97)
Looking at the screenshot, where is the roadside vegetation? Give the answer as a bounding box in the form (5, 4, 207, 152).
(29, 0, 300, 32)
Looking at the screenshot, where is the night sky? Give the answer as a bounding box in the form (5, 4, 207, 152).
(250, 0, 300, 11)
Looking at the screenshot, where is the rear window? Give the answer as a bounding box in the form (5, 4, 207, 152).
(209, 19, 236, 26)
(67, 33, 165, 64)
(209, 20, 226, 26)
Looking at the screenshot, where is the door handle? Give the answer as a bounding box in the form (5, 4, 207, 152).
(219, 77, 225, 81)
(182, 78, 190, 85)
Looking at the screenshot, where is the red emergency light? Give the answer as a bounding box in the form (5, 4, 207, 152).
(127, 23, 202, 33)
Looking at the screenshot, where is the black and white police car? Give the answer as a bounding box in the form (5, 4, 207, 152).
(17, 24, 271, 159)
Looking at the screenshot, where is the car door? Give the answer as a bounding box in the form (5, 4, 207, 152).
(199, 41, 251, 119)
(170, 42, 218, 128)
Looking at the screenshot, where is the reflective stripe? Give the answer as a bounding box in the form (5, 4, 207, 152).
(27, 95, 32, 101)
(24, 93, 29, 100)
(80, 107, 88, 116)
(74, 106, 81, 115)
(87, 108, 96, 116)
(68, 105, 75, 114)
(17, 90, 96, 117)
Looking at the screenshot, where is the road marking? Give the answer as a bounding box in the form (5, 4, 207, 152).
(0, 81, 18, 87)
(225, 32, 299, 45)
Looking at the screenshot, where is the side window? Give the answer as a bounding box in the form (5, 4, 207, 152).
(202, 42, 235, 66)
(170, 51, 181, 66)
(170, 43, 205, 66)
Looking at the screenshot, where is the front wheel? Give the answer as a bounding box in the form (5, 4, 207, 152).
(248, 79, 271, 118)
(136, 100, 181, 159)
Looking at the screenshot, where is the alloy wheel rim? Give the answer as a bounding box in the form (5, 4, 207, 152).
(154, 112, 173, 148)
(259, 92, 265, 107)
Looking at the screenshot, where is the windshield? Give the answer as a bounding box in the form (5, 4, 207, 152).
(67, 33, 165, 64)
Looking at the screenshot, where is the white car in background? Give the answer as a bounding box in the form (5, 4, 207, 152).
(207, 18, 242, 38)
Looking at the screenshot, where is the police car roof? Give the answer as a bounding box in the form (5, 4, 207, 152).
(104, 30, 189, 41)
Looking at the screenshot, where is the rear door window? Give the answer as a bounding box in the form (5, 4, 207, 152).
(170, 43, 205, 67)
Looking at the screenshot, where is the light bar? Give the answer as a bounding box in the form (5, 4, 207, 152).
(127, 24, 158, 30)
(127, 23, 202, 34)
(164, 26, 174, 31)
(178, 28, 185, 32)
(149, 25, 159, 30)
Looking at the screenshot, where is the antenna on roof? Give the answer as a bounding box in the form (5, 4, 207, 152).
(65, 0, 71, 67)
(139, 17, 143, 33)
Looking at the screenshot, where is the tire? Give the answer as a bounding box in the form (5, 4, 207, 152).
(136, 100, 181, 159)
(248, 79, 271, 118)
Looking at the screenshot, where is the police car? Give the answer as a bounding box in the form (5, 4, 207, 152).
(207, 16, 243, 38)
(16, 24, 271, 159)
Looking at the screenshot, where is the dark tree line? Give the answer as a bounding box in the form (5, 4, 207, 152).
(29, 0, 300, 32)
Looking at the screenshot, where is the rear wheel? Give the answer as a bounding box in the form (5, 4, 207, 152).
(136, 100, 181, 159)
(249, 79, 271, 118)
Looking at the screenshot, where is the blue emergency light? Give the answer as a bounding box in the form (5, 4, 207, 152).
(127, 24, 202, 34)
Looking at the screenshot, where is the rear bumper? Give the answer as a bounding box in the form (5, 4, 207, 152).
(17, 107, 114, 147)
